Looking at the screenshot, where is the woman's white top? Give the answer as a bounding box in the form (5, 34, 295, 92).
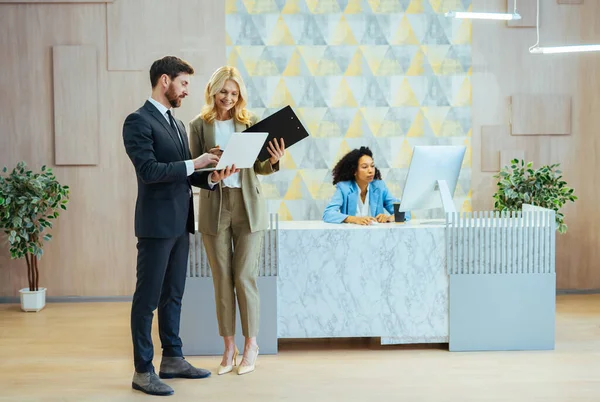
(356, 188, 370, 217)
(214, 119, 242, 188)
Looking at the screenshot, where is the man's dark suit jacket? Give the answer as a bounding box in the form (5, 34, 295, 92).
(123, 100, 214, 239)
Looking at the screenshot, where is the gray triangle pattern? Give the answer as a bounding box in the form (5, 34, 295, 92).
(236, 15, 265, 45)
(422, 76, 451, 107)
(422, 15, 451, 45)
(361, 15, 390, 45)
(300, 138, 329, 169)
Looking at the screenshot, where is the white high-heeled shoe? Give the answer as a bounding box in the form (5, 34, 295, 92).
(217, 347, 239, 375)
(237, 345, 259, 375)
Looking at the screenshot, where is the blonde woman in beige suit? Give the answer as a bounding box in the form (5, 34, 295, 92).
(189, 66, 285, 376)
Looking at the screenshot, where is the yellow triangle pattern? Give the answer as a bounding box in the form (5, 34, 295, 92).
(254, 58, 280, 76)
(406, 0, 425, 13)
(278, 202, 293, 220)
(298, 47, 326, 76)
(377, 53, 405, 76)
(429, 0, 464, 13)
(406, 48, 426, 76)
(368, 0, 404, 13)
(318, 183, 337, 200)
(331, 78, 358, 107)
(462, 140, 472, 169)
(422, 107, 450, 136)
(345, 110, 365, 138)
(237, 47, 263, 75)
(226, 33, 233, 46)
(226, 0, 238, 14)
(440, 120, 464, 137)
(461, 199, 473, 213)
(407, 109, 425, 137)
(345, 48, 366, 76)
(315, 58, 343, 76)
(305, 0, 342, 13)
(421, 45, 450, 75)
(317, 120, 344, 138)
(284, 173, 304, 200)
(344, 0, 363, 13)
(330, 15, 358, 46)
(282, 50, 303, 76)
(393, 78, 420, 107)
(334, 140, 351, 164)
(378, 118, 403, 138)
(360, 46, 388, 75)
(300, 170, 330, 199)
(260, 182, 282, 198)
(267, 16, 296, 46)
(361, 108, 387, 137)
(391, 15, 420, 45)
(243, 0, 280, 14)
(281, 152, 297, 170)
(453, 76, 471, 107)
(440, 58, 464, 75)
(281, 0, 302, 14)
(227, 47, 241, 68)
(269, 79, 296, 108)
(454, 20, 472, 45)
(297, 108, 328, 137)
(393, 139, 414, 168)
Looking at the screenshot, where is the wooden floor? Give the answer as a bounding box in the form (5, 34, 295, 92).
(0, 295, 599, 402)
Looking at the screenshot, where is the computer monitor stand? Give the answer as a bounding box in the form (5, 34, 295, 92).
(419, 180, 456, 225)
(436, 179, 457, 214)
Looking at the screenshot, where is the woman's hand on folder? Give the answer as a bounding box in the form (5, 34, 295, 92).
(210, 165, 240, 183)
(267, 138, 285, 165)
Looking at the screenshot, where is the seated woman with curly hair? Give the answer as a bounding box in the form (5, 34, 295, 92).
(322, 146, 411, 225)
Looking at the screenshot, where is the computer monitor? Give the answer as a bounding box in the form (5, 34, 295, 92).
(398, 145, 466, 214)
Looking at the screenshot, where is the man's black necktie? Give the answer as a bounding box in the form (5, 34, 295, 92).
(166, 110, 185, 155)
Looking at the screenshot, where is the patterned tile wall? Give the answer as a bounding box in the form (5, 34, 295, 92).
(226, 0, 472, 220)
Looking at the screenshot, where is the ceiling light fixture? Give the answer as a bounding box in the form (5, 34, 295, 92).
(529, 0, 600, 54)
(445, 1, 521, 21)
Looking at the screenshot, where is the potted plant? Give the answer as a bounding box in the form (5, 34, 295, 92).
(493, 159, 577, 234)
(0, 162, 69, 312)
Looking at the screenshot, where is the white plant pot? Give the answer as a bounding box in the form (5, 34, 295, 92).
(19, 287, 46, 312)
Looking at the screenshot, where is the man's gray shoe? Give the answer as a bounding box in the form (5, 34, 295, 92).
(159, 356, 212, 379)
(132, 371, 174, 396)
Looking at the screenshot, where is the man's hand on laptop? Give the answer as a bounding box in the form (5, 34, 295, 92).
(210, 165, 239, 183)
(209, 146, 223, 156)
(194, 153, 219, 169)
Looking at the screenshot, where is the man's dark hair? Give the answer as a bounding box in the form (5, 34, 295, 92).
(149, 56, 195, 88)
(331, 146, 381, 185)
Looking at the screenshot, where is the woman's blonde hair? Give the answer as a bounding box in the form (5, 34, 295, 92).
(200, 66, 252, 125)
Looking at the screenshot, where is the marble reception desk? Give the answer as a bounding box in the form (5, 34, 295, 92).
(276, 220, 448, 343)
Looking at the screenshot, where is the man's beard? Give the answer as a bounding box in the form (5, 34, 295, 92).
(165, 84, 182, 108)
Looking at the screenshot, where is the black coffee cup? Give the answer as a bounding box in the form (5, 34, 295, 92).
(393, 203, 406, 222)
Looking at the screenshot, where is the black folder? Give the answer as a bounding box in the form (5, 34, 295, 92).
(243, 105, 309, 162)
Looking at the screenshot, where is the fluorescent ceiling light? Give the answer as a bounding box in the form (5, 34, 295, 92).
(530, 45, 600, 54)
(445, 11, 521, 20)
(529, 0, 600, 54)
